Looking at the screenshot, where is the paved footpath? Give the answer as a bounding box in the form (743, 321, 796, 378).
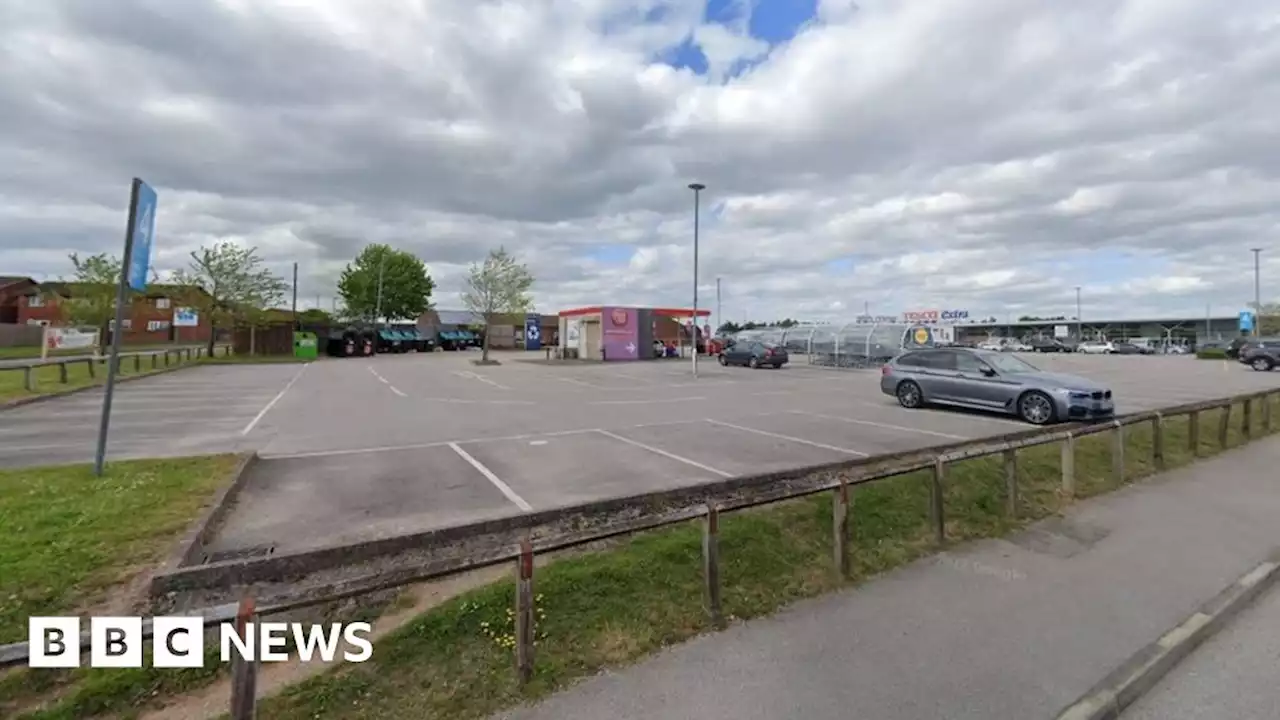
(496, 437, 1280, 720)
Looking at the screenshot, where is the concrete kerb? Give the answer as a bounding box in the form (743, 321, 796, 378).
(1055, 551, 1280, 720)
(0, 359, 206, 413)
(158, 452, 262, 571)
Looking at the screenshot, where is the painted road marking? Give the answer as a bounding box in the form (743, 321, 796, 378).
(590, 397, 707, 406)
(447, 442, 534, 512)
(788, 410, 972, 440)
(453, 370, 511, 391)
(704, 418, 869, 456)
(367, 365, 407, 398)
(241, 363, 308, 436)
(595, 429, 734, 477)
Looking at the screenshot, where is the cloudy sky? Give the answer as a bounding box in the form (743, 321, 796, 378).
(2, 0, 1278, 326)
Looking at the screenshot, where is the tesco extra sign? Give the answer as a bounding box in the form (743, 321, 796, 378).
(901, 309, 969, 324)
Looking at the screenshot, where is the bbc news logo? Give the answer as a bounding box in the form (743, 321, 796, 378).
(27, 617, 373, 668)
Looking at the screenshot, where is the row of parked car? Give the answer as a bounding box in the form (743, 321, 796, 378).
(323, 326, 484, 357)
(968, 337, 1191, 354)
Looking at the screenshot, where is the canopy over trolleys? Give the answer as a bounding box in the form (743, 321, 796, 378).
(730, 322, 938, 368)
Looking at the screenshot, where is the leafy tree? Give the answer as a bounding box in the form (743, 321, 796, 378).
(337, 244, 434, 324)
(717, 321, 742, 335)
(298, 308, 334, 325)
(171, 242, 290, 354)
(1253, 301, 1280, 335)
(461, 246, 535, 363)
(56, 253, 130, 354)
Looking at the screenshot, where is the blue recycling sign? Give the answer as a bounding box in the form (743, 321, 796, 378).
(525, 314, 541, 350)
(1239, 311, 1255, 332)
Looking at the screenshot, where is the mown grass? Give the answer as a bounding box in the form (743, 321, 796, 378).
(11, 394, 1280, 720)
(0, 456, 243, 718)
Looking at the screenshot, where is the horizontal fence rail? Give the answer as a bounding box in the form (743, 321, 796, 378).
(3, 388, 1278, 717)
(1, 345, 233, 393)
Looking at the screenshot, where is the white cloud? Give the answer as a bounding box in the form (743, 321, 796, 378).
(0, 0, 1278, 325)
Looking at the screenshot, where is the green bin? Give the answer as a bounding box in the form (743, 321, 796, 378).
(293, 331, 318, 360)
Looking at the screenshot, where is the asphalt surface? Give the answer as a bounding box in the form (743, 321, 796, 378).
(4, 349, 1279, 555)
(492, 437, 1280, 720)
(0, 363, 305, 467)
(1124, 574, 1280, 720)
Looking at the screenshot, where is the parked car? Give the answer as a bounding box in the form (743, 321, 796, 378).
(1028, 338, 1071, 353)
(1239, 341, 1280, 371)
(1004, 340, 1033, 352)
(1077, 340, 1115, 354)
(880, 347, 1114, 425)
(1227, 337, 1254, 359)
(1110, 342, 1150, 355)
(719, 341, 788, 368)
(977, 340, 1005, 352)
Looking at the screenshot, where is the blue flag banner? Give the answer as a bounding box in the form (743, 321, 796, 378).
(1239, 311, 1254, 332)
(525, 315, 542, 350)
(127, 180, 157, 292)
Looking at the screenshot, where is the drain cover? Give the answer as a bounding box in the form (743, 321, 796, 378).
(203, 545, 275, 564)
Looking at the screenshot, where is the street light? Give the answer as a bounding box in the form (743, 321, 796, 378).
(689, 183, 705, 377)
(1251, 248, 1263, 336)
(1075, 286, 1082, 340)
(374, 251, 387, 329)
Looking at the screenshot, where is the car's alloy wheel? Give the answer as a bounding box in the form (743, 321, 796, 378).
(748, 357, 759, 369)
(718, 354, 728, 366)
(1253, 358, 1273, 372)
(896, 381, 923, 409)
(1018, 391, 1055, 425)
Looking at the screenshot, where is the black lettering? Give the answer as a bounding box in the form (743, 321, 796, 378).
(105, 628, 128, 656)
(166, 628, 190, 657)
(43, 628, 65, 656)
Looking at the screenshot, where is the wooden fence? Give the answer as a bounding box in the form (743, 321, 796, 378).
(1, 345, 234, 393)
(0, 388, 1277, 718)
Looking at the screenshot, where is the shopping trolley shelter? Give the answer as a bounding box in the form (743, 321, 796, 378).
(4, 347, 1279, 558)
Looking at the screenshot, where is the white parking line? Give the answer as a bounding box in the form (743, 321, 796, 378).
(788, 410, 972, 440)
(447, 442, 534, 512)
(557, 377, 599, 388)
(704, 418, 869, 456)
(241, 363, 308, 436)
(368, 365, 407, 398)
(422, 397, 536, 405)
(263, 428, 599, 460)
(594, 429, 734, 477)
(453, 370, 511, 391)
(590, 397, 706, 406)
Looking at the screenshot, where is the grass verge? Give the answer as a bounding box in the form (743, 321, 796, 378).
(0, 455, 244, 718)
(0, 352, 220, 404)
(13, 395, 1280, 720)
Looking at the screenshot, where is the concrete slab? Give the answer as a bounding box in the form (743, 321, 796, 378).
(460, 431, 725, 509)
(205, 444, 519, 554)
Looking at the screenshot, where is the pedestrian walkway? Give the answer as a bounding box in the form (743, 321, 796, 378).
(495, 437, 1280, 720)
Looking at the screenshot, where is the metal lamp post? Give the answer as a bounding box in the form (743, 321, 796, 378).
(1075, 286, 1082, 341)
(374, 251, 387, 329)
(1251, 248, 1263, 336)
(689, 183, 705, 377)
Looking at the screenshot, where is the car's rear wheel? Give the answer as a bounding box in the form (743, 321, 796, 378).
(1252, 357, 1274, 372)
(748, 356, 759, 369)
(896, 380, 923, 409)
(718, 354, 728, 366)
(1017, 390, 1056, 425)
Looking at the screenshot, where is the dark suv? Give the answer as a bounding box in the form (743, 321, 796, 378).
(1239, 340, 1280, 371)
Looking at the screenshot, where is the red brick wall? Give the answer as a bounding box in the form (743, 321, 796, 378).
(16, 294, 212, 344)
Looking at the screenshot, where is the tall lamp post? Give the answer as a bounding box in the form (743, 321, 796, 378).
(716, 277, 722, 335)
(1075, 286, 1082, 341)
(374, 251, 387, 329)
(689, 183, 705, 377)
(1251, 248, 1263, 336)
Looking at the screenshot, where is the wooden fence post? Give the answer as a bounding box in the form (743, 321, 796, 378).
(1003, 448, 1018, 519)
(1264, 393, 1274, 433)
(86, 358, 95, 378)
(1111, 420, 1125, 484)
(59, 362, 68, 384)
(1242, 397, 1253, 440)
(1060, 432, 1076, 498)
(23, 367, 35, 392)
(930, 458, 946, 544)
(229, 596, 258, 720)
(1218, 403, 1232, 449)
(832, 480, 850, 579)
(151, 353, 158, 369)
(515, 537, 535, 684)
(1151, 413, 1164, 471)
(1188, 410, 1200, 456)
(164, 351, 171, 367)
(703, 504, 724, 629)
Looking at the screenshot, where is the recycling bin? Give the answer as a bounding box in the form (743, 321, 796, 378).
(293, 331, 318, 360)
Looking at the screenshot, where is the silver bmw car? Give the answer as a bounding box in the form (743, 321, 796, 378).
(879, 347, 1114, 425)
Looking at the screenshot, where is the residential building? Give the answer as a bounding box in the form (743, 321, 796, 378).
(15, 282, 214, 345)
(0, 276, 38, 324)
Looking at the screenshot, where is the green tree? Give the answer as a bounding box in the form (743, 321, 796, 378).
(1253, 302, 1280, 335)
(171, 242, 290, 354)
(717, 321, 742, 335)
(461, 246, 535, 363)
(56, 253, 129, 354)
(337, 244, 434, 324)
